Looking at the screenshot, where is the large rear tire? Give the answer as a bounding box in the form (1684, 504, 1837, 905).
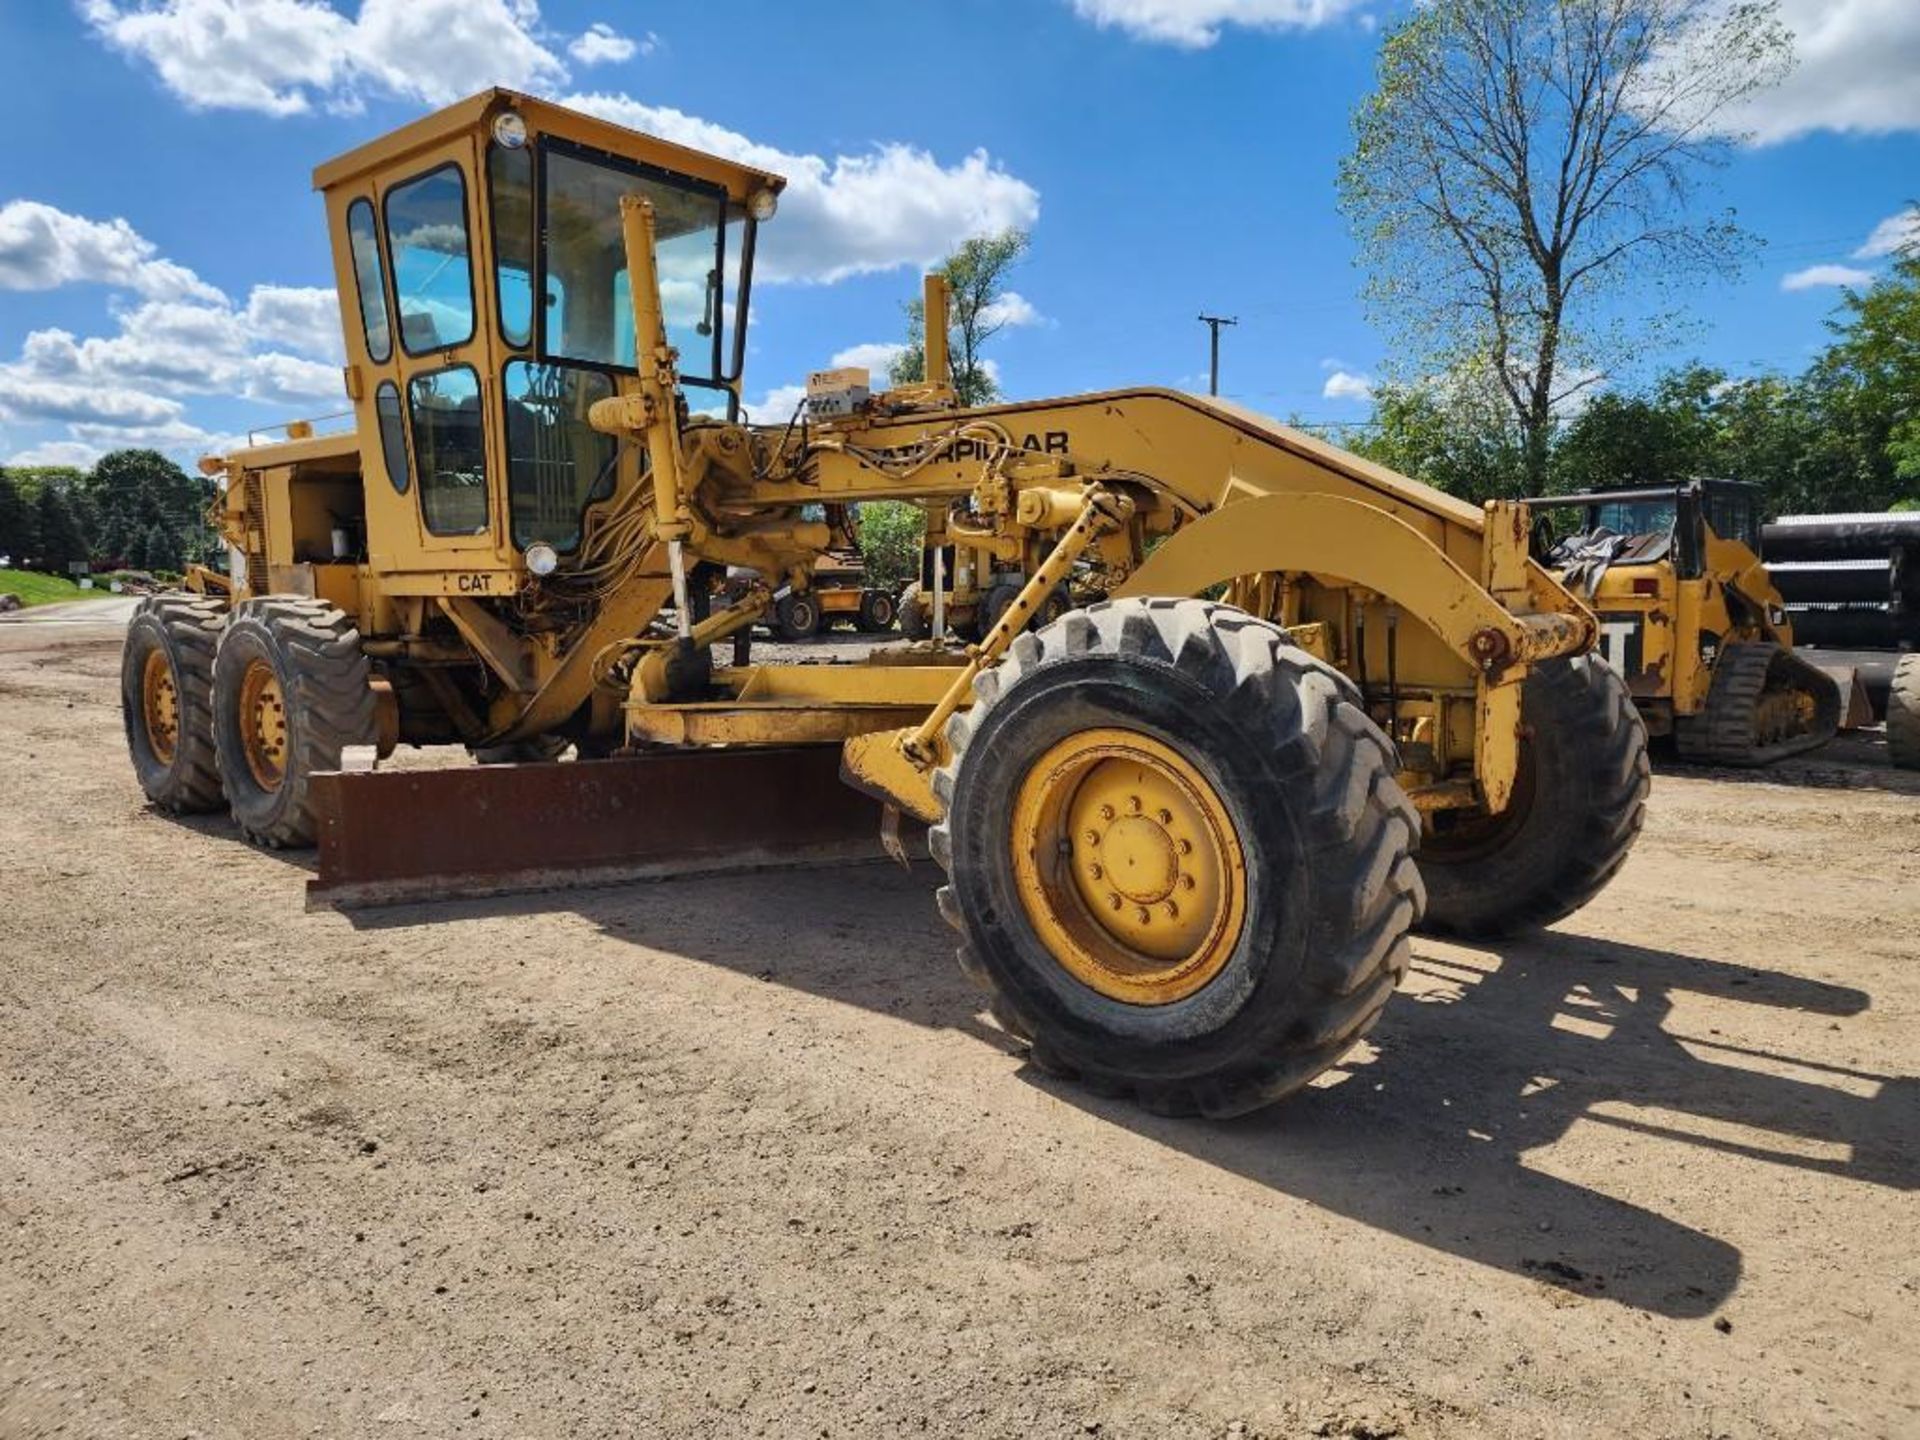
(211, 596, 377, 848)
(1418, 656, 1649, 938)
(121, 593, 227, 814)
(930, 597, 1424, 1118)
(1889, 654, 1920, 770)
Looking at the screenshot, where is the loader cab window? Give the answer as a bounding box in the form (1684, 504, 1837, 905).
(385, 164, 476, 356)
(538, 143, 733, 385)
(503, 360, 617, 551)
(347, 198, 391, 363)
(1593, 497, 1676, 541)
(409, 364, 487, 535)
(1703, 485, 1759, 549)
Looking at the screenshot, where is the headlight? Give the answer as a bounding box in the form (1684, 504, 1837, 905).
(525, 541, 559, 577)
(748, 187, 778, 222)
(492, 110, 528, 150)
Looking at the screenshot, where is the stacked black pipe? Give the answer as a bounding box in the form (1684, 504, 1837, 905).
(1762, 512, 1920, 649)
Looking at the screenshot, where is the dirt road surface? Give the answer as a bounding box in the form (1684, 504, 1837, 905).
(2, 614, 1915, 1440)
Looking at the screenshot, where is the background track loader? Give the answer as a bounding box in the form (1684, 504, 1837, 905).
(120, 90, 1648, 1117)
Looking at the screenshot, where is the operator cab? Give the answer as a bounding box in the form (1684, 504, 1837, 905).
(311, 90, 784, 590)
(1528, 478, 1762, 581)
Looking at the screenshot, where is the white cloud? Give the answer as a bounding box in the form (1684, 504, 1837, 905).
(0, 373, 185, 428)
(1855, 206, 1920, 259)
(829, 342, 907, 374)
(0, 200, 344, 460)
(979, 291, 1044, 329)
(83, 0, 567, 116)
(84, 4, 1042, 290)
(566, 94, 1041, 284)
(0, 200, 222, 302)
(1067, 0, 1362, 48)
(3, 439, 107, 468)
(1322, 369, 1374, 402)
(1697, 0, 1920, 145)
(739, 383, 809, 423)
(568, 21, 648, 65)
(1781, 263, 1875, 292)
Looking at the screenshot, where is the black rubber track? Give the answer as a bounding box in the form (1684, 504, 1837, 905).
(928, 596, 1424, 1119)
(1674, 641, 1841, 766)
(1418, 656, 1649, 938)
(1889, 654, 1920, 771)
(120, 593, 227, 813)
(211, 596, 377, 848)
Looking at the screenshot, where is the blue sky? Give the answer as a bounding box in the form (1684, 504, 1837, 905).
(1, 0, 1916, 468)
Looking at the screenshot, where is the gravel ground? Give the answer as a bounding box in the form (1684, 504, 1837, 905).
(1, 613, 1915, 1440)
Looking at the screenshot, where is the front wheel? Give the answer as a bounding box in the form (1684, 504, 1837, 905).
(930, 597, 1423, 1118)
(1417, 656, 1649, 937)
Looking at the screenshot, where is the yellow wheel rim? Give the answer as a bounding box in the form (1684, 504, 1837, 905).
(1011, 728, 1247, 1006)
(141, 648, 180, 766)
(237, 659, 289, 792)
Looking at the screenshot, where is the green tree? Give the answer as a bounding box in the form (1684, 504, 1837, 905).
(84, 449, 213, 567)
(855, 501, 926, 588)
(33, 484, 90, 575)
(1814, 248, 1920, 490)
(0, 471, 37, 563)
(1339, 0, 1790, 491)
(142, 522, 183, 574)
(889, 229, 1031, 407)
(1551, 364, 1724, 491)
(1349, 364, 1529, 501)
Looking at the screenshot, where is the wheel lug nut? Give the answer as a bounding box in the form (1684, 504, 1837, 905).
(1099, 804, 1115, 821)
(1089, 863, 1104, 880)
(1156, 808, 1172, 824)
(1164, 900, 1179, 919)
(1136, 907, 1151, 924)
(1180, 874, 1196, 891)
(1084, 829, 1100, 845)
(1177, 838, 1193, 855)
(1107, 893, 1122, 911)
(1128, 795, 1143, 812)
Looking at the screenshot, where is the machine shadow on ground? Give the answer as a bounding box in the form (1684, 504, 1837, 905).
(336, 858, 1916, 1322)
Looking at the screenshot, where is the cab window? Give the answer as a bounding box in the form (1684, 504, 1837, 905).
(489, 143, 534, 349)
(409, 365, 487, 535)
(503, 361, 616, 551)
(347, 198, 391, 363)
(385, 164, 476, 355)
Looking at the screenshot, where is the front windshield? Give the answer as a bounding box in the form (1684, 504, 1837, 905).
(539, 145, 733, 383)
(1593, 499, 1676, 539)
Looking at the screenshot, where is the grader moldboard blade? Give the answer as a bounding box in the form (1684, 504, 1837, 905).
(307, 746, 891, 908)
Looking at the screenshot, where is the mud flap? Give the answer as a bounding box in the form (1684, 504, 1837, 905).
(307, 746, 888, 908)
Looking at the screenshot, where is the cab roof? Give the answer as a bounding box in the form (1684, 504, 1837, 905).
(312, 89, 787, 203)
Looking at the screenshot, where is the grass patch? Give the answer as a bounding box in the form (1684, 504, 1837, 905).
(0, 570, 118, 608)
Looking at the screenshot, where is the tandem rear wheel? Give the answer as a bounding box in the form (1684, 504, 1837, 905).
(930, 597, 1424, 1119)
(210, 596, 378, 848)
(1417, 656, 1649, 938)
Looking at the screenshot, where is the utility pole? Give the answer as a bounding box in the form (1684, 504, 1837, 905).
(1197, 313, 1237, 396)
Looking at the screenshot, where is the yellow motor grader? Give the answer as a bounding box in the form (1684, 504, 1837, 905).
(122, 91, 1648, 1118)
